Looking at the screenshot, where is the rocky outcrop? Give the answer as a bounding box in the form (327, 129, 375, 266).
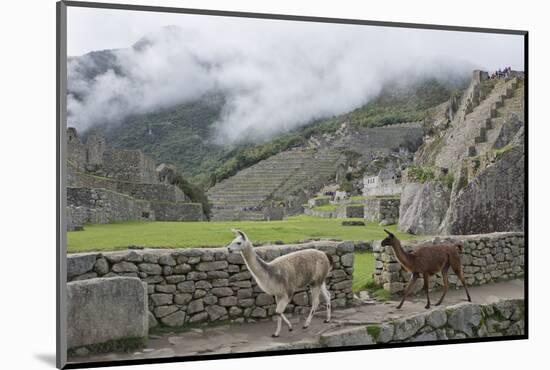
(67, 277, 148, 351)
(440, 146, 524, 235)
(398, 182, 450, 235)
(398, 72, 524, 235)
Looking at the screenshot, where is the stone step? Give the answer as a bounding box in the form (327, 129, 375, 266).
(210, 210, 265, 221)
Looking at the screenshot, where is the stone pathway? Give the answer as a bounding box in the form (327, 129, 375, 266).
(69, 279, 524, 364)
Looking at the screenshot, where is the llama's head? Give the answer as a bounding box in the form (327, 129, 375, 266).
(381, 229, 396, 246)
(227, 229, 250, 253)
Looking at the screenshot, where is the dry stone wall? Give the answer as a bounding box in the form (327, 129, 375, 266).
(67, 187, 152, 226)
(67, 241, 356, 328)
(374, 232, 524, 293)
(150, 201, 204, 221)
(67, 187, 203, 228)
(70, 172, 188, 203)
(364, 198, 400, 224)
(102, 149, 158, 184)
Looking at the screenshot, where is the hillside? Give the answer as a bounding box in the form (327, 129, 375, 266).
(81, 76, 465, 189)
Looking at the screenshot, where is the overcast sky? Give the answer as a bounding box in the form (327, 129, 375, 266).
(67, 6, 525, 143)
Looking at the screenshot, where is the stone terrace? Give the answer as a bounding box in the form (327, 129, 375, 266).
(67, 128, 203, 229)
(207, 149, 345, 221)
(434, 76, 524, 170)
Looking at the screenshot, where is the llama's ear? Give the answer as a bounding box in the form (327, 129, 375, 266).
(231, 228, 248, 240)
(384, 229, 394, 237)
(238, 230, 249, 241)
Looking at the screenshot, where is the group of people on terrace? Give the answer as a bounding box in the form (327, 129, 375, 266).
(490, 67, 513, 79)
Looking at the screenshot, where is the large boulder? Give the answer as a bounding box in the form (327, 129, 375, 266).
(67, 253, 99, 279)
(398, 182, 451, 235)
(67, 277, 148, 350)
(439, 146, 524, 235)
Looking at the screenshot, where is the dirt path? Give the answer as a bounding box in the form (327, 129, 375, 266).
(70, 279, 524, 364)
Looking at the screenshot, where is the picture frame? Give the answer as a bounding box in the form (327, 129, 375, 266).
(57, 1, 528, 368)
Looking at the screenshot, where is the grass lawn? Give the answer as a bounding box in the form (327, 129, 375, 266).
(67, 215, 420, 253)
(352, 252, 375, 292)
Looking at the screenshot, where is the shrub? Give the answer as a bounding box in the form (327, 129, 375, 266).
(342, 220, 366, 226)
(407, 165, 436, 183)
(173, 174, 212, 220)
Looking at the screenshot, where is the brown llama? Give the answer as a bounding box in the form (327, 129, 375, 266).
(381, 229, 471, 309)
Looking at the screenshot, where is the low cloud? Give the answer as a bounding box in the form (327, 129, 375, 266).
(67, 20, 522, 144)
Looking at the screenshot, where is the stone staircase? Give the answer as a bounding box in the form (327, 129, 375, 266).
(207, 149, 344, 221)
(467, 77, 523, 157)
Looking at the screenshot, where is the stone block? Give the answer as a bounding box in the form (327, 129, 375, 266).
(67, 277, 148, 349)
(67, 253, 99, 279)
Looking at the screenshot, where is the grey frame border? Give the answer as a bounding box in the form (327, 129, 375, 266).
(56, 1, 67, 368)
(56, 1, 528, 369)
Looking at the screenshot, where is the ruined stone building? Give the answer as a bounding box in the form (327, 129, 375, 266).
(362, 168, 402, 197)
(66, 128, 203, 231)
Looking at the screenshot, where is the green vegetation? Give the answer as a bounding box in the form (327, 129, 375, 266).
(408, 165, 454, 189)
(348, 78, 465, 128)
(312, 204, 338, 212)
(366, 325, 381, 341)
(172, 173, 211, 219)
(440, 173, 455, 189)
(353, 253, 393, 301)
(372, 288, 392, 301)
(339, 180, 354, 192)
(491, 143, 517, 159)
(407, 165, 437, 183)
(313, 195, 331, 200)
(352, 252, 375, 292)
(67, 215, 421, 253)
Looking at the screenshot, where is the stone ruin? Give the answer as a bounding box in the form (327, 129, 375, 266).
(399, 70, 525, 235)
(66, 128, 203, 231)
(363, 168, 402, 197)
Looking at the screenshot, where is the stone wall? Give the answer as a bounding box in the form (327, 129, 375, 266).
(318, 299, 524, 347)
(67, 187, 203, 227)
(67, 241, 355, 328)
(70, 171, 187, 203)
(151, 202, 204, 222)
(304, 207, 335, 218)
(67, 128, 87, 170)
(68, 187, 153, 225)
(374, 232, 524, 293)
(102, 149, 158, 184)
(336, 205, 364, 219)
(364, 198, 400, 224)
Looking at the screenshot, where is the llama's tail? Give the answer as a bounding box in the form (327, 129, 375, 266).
(325, 252, 334, 271)
(455, 243, 464, 253)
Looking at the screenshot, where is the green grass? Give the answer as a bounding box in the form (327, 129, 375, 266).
(312, 204, 338, 212)
(372, 288, 392, 301)
(352, 252, 375, 292)
(67, 215, 420, 253)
